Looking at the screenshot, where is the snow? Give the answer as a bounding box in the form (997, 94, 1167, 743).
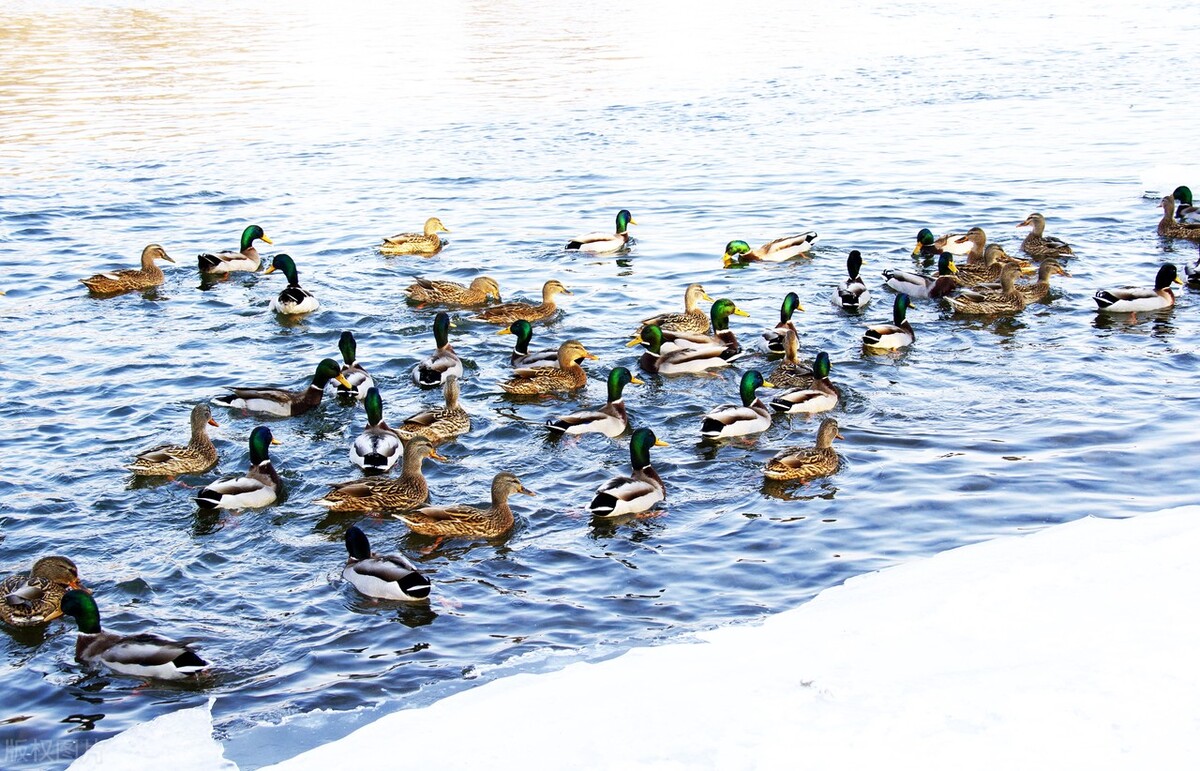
(68, 698, 235, 771)
(72, 507, 1200, 770)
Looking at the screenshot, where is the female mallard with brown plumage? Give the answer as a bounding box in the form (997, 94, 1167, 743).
(1158, 196, 1200, 240)
(953, 244, 1021, 285)
(546, 367, 641, 438)
(636, 283, 713, 336)
(129, 404, 219, 477)
(764, 418, 843, 482)
(956, 259, 1069, 305)
(398, 472, 535, 540)
(1018, 213, 1074, 259)
(723, 232, 819, 266)
(768, 329, 813, 388)
(213, 358, 352, 417)
(315, 436, 444, 512)
(396, 375, 471, 444)
(198, 225, 271, 274)
(81, 244, 175, 294)
(760, 292, 804, 354)
(500, 340, 597, 396)
(406, 276, 501, 307)
(946, 264, 1028, 315)
(474, 280, 573, 325)
(1, 556, 84, 628)
(381, 217, 450, 256)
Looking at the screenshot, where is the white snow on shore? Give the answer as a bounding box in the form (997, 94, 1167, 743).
(73, 507, 1200, 770)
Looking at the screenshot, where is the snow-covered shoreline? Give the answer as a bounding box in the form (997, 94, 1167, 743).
(72, 507, 1200, 770)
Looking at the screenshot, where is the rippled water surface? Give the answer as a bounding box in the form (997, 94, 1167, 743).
(3, 1, 1199, 768)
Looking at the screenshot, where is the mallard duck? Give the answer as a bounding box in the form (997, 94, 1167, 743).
(474, 280, 573, 325)
(343, 526, 431, 602)
(884, 253, 961, 299)
(1158, 196, 1200, 240)
(336, 331, 374, 401)
(1185, 248, 1200, 285)
(265, 254, 319, 314)
(631, 325, 734, 375)
(760, 292, 804, 354)
(588, 427, 668, 517)
(637, 283, 713, 336)
(213, 358, 352, 417)
(954, 244, 1032, 285)
(380, 217, 450, 256)
(547, 367, 642, 437)
(315, 436, 443, 512)
(764, 418, 843, 482)
(768, 329, 813, 388)
(412, 312, 463, 389)
(398, 472, 534, 540)
(700, 370, 775, 439)
(498, 319, 560, 368)
(129, 404, 219, 477)
(863, 294, 915, 350)
(770, 351, 838, 415)
(59, 590, 208, 680)
(500, 340, 597, 396)
(1018, 213, 1074, 259)
(947, 263, 1028, 315)
(1173, 186, 1199, 225)
(1, 556, 83, 628)
(723, 232, 819, 266)
(955, 259, 1069, 304)
(1094, 263, 1182, 313)
(406, 276, 501, 307)
(566, 209, 636, 253)
(198, 225, 271, 274)
(834, 251, 871, 311)
(396, 375, 471, 444)
(81, 244, 175, 295)
(933, 228, 982, 259)
(912, 228, 941, 258)
(638, 298, 750, 357)
(351, 388, 402, 473)
(195, 426, 281, 510)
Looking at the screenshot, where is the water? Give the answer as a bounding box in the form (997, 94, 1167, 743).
(2, 1, 1199, 768)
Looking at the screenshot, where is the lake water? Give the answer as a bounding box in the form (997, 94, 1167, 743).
(2, 1, 1199, 768)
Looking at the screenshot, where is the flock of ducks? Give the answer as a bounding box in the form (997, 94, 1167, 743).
(7, 187, 1199, 681)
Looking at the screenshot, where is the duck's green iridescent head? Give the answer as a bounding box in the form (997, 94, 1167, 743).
(629, 426, 667, 470)
(780, 292, 803, 322)
(248, 425, 280, 465)
(637, 324, 664, 354)
(723, 240, 752, 265)
(912, 228, 935, 256)
(241, 225, 271, 252)
(607, 366, 643, 403)
(738, 370, 773, 407)
(813, 351, 831, 380)
(616, 209, 636, 234)
(432, 311, 453, 348)
(313, 357, 353, 390)
(363, 386, 384, 426)
(1155, 263, 1182, 291)
(936, 253, 957, 276)
(893, 293, 912, 324)
(339, 331, 358, 364)
(1173, 186, 1193, 206)
(711, 298, 749, 331)
(60, 589, 101, 634)
(345, 525, 372, 561)
(265, 253, 299, 284)
(498, 319, 534, 350)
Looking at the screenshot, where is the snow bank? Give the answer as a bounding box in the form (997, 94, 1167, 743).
(68, 698, 235, 771)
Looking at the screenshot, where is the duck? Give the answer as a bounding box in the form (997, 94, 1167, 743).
(336, 331, 374, 401)
(411, 312, 463, 389)
(768, 329, 813, 388)
(314, 436, 443, 513)
(912, 228, 941, 258)
(473, 280, 573, 325)
(499, 340, 597, 396)
(770, 351, 838, 415)
(955, 259, 1069, 305)
(129, 403, 219, 477)
(954, 244, 1030, 286)
(760, 292, 804, 354)
(947, 263, 1028, 315)
(498, 319, 560, 369)
(1, 556, 84, 628)
(547, 367, 642, 438)
(700, 370, 775, 439)
(351, 388, 402, 473)
(588, 428, 668, 517)
(265, 254, 320, 314)
(883, 253, 961, 299)
(1093, 263, 1182, 314)
(1173, 186, 1199, 226)
(1185, 248, 1200, 285)
(1018, 213, 1074, 259)
(833, 250, 871, 311)
(397, 472, 535, 541)
(195, 426, 282, 510)
(213, 358, 352, 417)
(1158, 196, 1200, 240)
(933, 228, 982, 259)
(640, 298, 750, 357)
(396, 375, 470, 444)
(380, 217, 450, 256)
(764, 417, 843, 482)
(342, 526, 431, 602)
(637, 283, 713, 336)
(631, 325, 735, 376)
(59, 590, 208, 680)
(198, 225, 271, 274)
(405, 276, 501, 307)
(566, 209, 636, 253)
(723, 232, 819, 266)
(863, 294, 915, 350)
(81, 244, 175, 295)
